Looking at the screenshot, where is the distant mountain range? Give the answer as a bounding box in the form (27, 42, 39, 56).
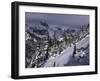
(25, 21, 84, 41)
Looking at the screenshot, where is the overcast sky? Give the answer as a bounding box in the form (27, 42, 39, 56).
(25, 12, 89, 26)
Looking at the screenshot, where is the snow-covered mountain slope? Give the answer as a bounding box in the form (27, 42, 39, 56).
(43, 35, 89, 67)
(76, 35, 89, 49)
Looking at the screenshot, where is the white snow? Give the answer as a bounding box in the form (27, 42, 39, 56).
(44, 45, 74, 67)
(58, 37, 63, 41)
(33, 38, 37, 42)
(76, 35, 89, 48)
(25, 32, 31, 40)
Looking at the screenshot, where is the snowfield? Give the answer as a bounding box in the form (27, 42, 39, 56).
(43, 35, 89, 67)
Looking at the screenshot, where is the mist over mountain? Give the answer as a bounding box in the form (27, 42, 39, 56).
(25, 12, 89, 27)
